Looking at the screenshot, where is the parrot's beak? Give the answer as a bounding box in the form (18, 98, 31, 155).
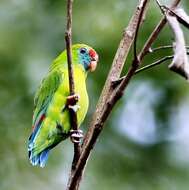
(89, 54, 98, 72)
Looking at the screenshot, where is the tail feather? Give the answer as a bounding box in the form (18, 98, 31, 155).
(29, 113, 46, 146)
(29, 148, 50, 168)
(28, 111, 64, 167)
(28, 110, 49, 167)
(28, 131, 51, 167)
(39, 149, 50, 167)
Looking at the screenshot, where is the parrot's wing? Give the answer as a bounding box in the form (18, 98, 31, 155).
(32, 70, 62, 129)
(28, 70, 64, 167)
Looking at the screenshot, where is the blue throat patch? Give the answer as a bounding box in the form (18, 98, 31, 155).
(79, 52, 91, 71)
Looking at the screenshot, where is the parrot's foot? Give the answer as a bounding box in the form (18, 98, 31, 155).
(66, 94, 80, 112)
(68, 104, 80, 112)
(70, 129, 83, 143)
(66, 94, 80, 106)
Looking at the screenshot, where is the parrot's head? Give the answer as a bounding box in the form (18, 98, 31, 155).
(73, 44, 99, 72)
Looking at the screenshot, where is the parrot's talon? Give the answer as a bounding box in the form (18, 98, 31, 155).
(68, 104, 80, 112)
(70, 129, 83, 143)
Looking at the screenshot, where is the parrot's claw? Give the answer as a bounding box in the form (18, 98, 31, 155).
(68, 104, 80, 112)
(70, 129, 83, 143)
(66, 94, 80, 106)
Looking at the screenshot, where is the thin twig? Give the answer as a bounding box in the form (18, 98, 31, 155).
(146, 45, 189, 54)
(138, 51, 189, 75)
(113, 46, 189, 87)
(65, 0, 81, 173)
(65, 0, 74, 95)
(163, 6, 189, 29)
(133, 0, 147, 59)
(173, 8, 189, 29)
(112, 55, 173, 87)
(154, 0, 167, 14)
(155, 0, 189, 30)
(154, 0, 162, 8)
(135, 55, 173, 74)
(113, 51, 189, 84)
(111, 0, 181, 86)
(139, 0, 181, 60)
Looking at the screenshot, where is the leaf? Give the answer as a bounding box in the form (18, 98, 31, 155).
(166, 13, 189, 80)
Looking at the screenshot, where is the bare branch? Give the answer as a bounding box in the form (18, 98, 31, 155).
(112, 0, 182, 88)
(66, 0, 182, 190)
(136, 52, 189, 75)
(154, 0, 162, 8)
(174, 8, 189, 29)
(111, 56, 173, 86)
(154, 0, 189, 30)
(163, 6, 189, 29)
(154, 0, 167, 15)
(112, 49, 189, 86)
(153, 1, 189, 79)
(135, 55, 174, 74)
(133, 0, 148, 59)
(65, 0, 81, 180)
(66, 1, 150, 189)
(139, 0, 181, 60)
(148, 45, 189, 53)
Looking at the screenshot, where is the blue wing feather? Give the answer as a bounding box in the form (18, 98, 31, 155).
(29, 148, 50, 168)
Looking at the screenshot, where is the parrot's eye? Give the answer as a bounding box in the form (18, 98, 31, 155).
(80, 48, 87, 54)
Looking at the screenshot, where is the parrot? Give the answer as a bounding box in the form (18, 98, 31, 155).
(28, 44, 99, 167)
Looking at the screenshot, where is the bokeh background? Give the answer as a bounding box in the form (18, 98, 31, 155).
(1, 0, 189, 189)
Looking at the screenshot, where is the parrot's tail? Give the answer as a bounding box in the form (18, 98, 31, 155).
(28, 130, 51, 168)
(28, 111, 51, 167)
(28, 121, 50, 167)
(28, 148, 50, 168)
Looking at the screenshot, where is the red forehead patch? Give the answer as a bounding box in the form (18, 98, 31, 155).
(89, 49, 96, 58)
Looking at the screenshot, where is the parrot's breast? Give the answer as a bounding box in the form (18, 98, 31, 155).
(47, 65, 89, 133)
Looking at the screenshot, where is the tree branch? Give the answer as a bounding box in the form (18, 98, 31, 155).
(136, 51, 189, 75)
(112, 0, 181, 88)
(65, 0, 81, 175)
(147, 45, 189, 53)
(112, 46, 189, 87)
(138, 0, 181, 60)
(111, 55, 174, 87)
(97, 0, 182, 143)
(66, 1, 150, 190)
(161, 6, 189, 29)
(133, 0, 147, 59)
(135, 55, 173, 74)
(66, 0, 181, 190)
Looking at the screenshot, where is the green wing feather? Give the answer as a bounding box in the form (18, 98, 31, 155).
(33, 70, 62, 125)
(30, 69, 64, 157)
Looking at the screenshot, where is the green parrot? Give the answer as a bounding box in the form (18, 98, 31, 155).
(28, 44, 99, 167)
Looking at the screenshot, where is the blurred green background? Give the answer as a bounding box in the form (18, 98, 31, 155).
(1, 0, 189, 189)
